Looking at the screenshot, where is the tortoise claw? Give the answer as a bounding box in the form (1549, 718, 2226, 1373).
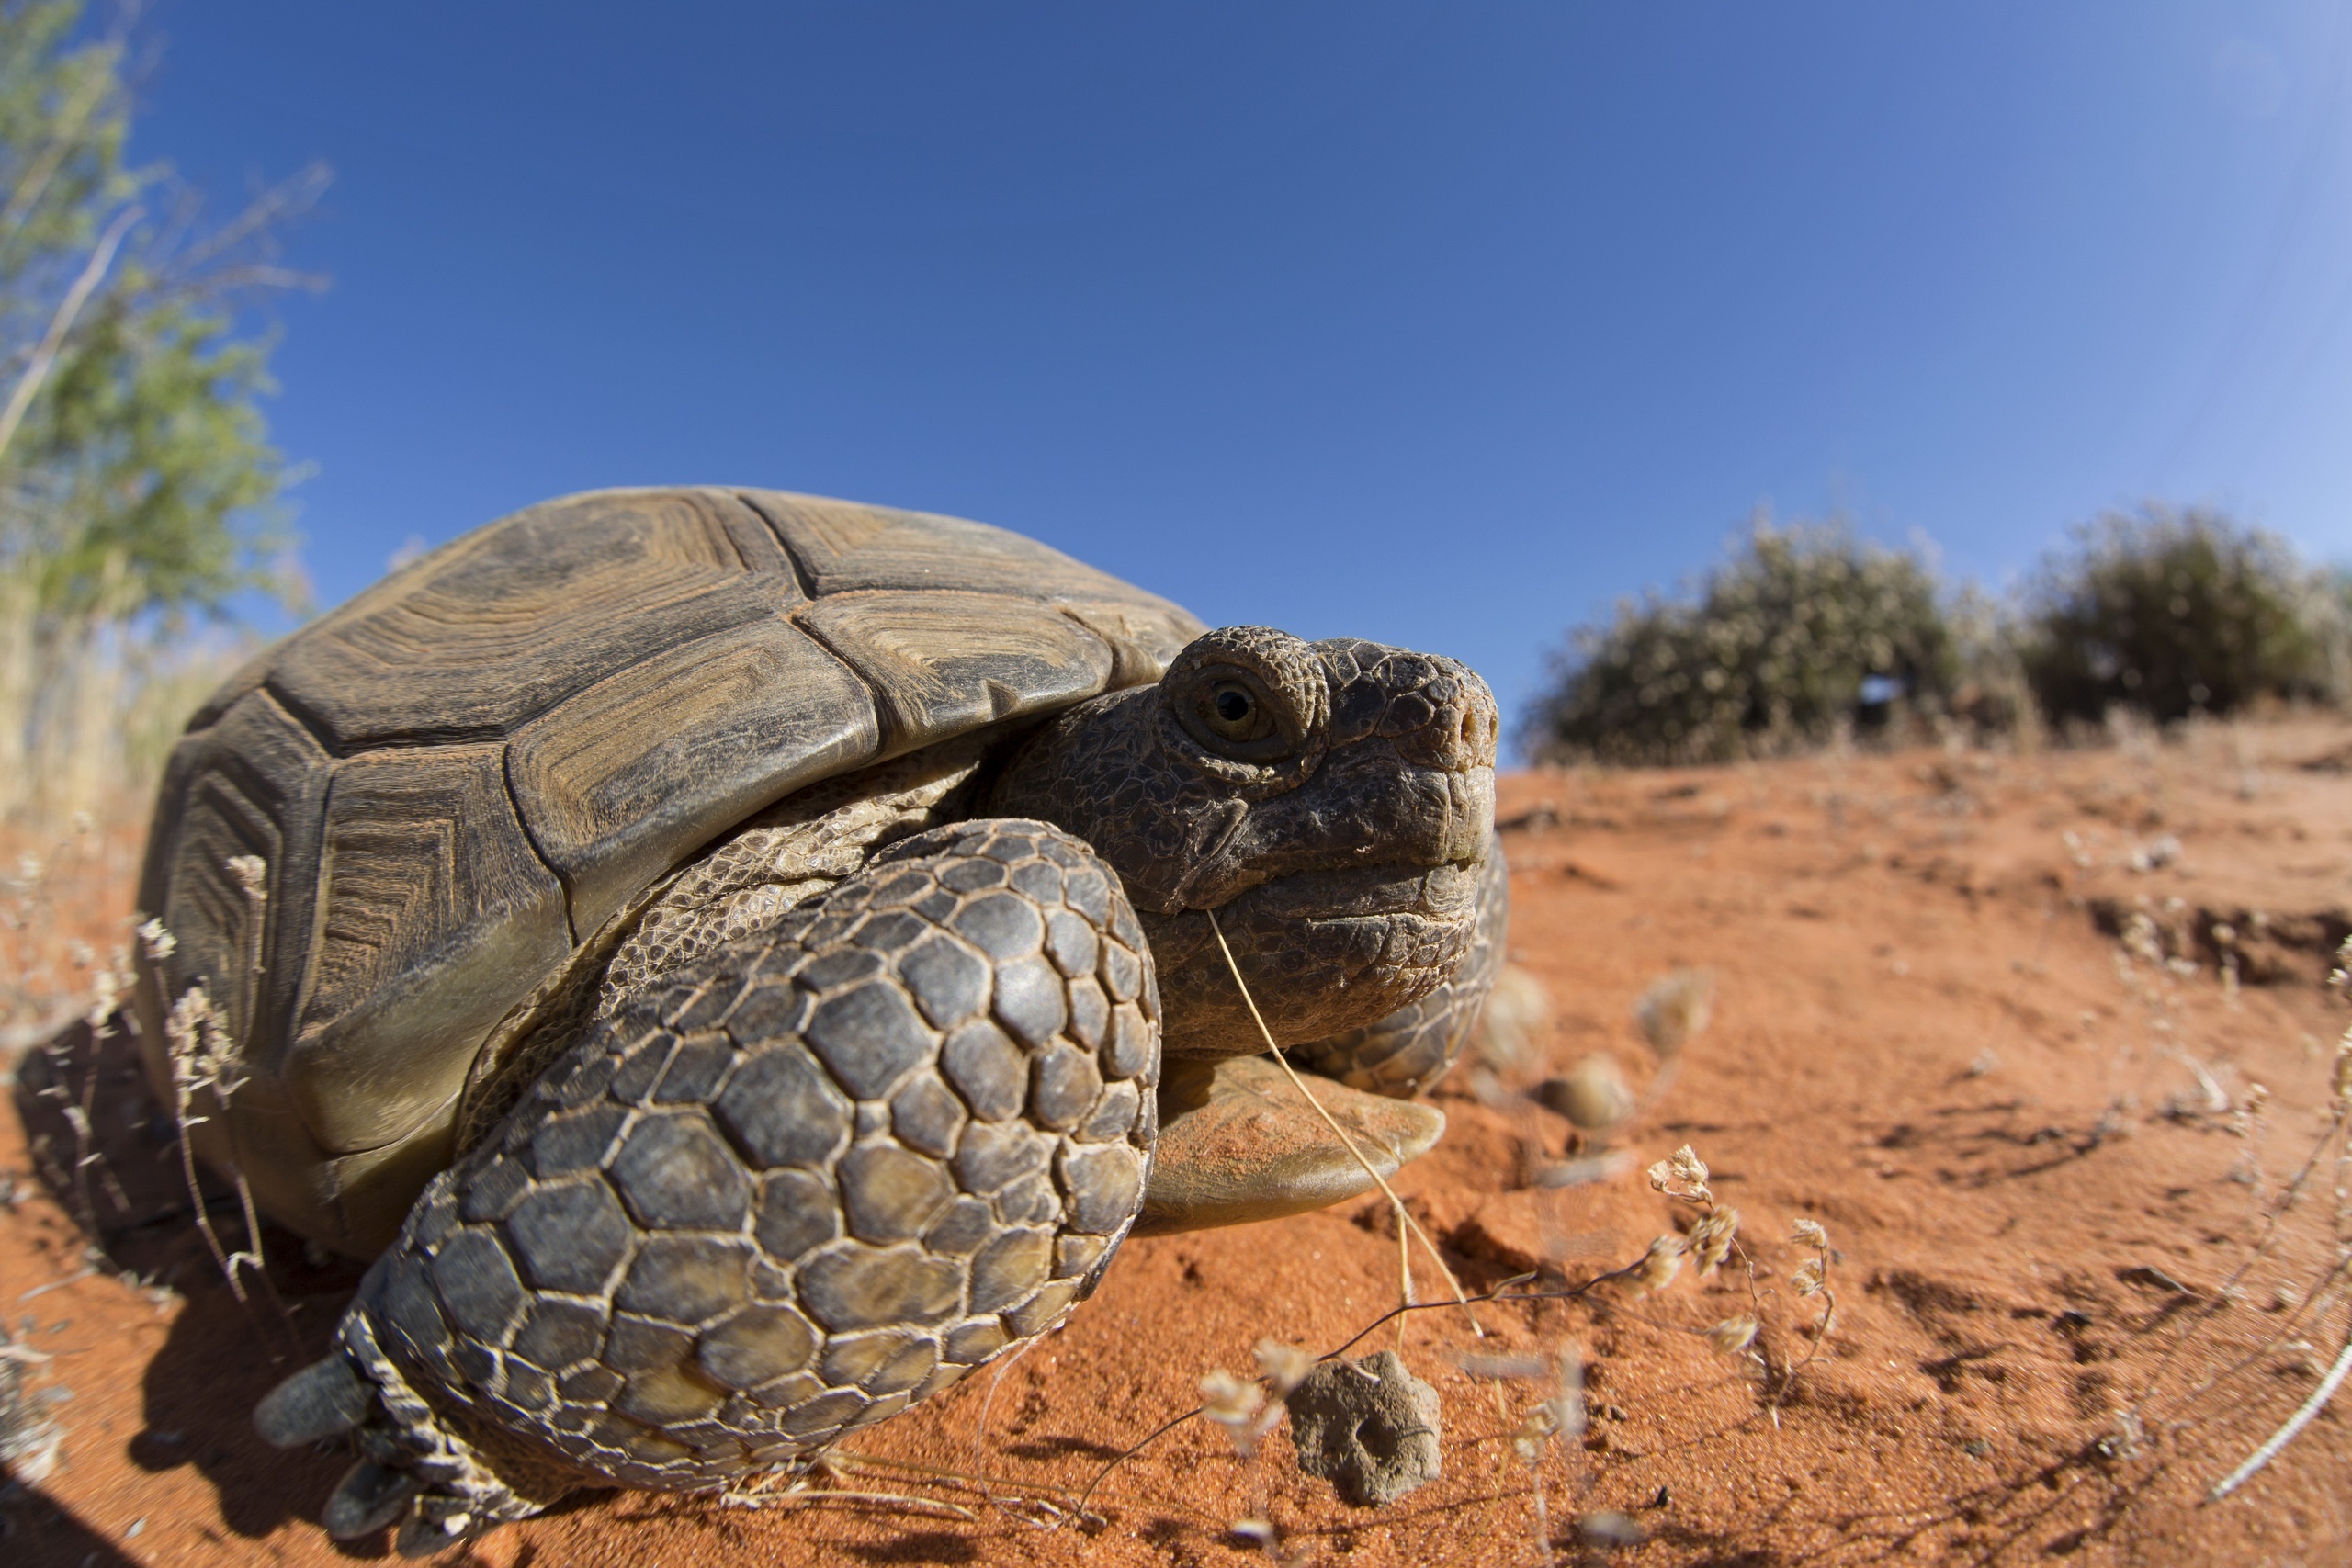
(254, 1355, 372, 1447)
(396, 1510, 483, 1559)
(1133, 1055, 1445, 1235)
(322, 1459, 417, 1540)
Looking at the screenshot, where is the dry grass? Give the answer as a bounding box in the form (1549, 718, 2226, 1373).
(0, 581, 250, 829)
(1, 592, 245, 1059)
(0, 610, 285, 1377)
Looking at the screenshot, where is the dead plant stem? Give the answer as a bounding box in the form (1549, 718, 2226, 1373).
(0, 203, 141, 464)
(1203, 908, 1484, 1339)
(2210, 1324, 2352, 1500)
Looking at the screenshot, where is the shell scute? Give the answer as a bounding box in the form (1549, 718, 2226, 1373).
(797, 590, 1114, 751)
(272, 489, 794, 750)
(506, 611, 881, 934)
(288, 741, 570, 1156)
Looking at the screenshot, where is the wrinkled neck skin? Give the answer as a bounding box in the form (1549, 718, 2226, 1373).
(988, 629, 1497, 1057)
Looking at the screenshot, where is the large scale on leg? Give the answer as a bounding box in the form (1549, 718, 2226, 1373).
(137, 486, 1503, 1555)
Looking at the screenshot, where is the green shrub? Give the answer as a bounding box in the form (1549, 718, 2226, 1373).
(1524, 518, 1959, 765)
(2019, 506, 2331, 725)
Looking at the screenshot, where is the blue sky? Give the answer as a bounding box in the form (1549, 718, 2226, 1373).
(135, 2, 2352, 728)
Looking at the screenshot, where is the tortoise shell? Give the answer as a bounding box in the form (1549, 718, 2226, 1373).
(131, 488, 1204, 1252)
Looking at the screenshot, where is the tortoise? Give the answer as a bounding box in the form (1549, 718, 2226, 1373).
(130, 486, 1502, 1556)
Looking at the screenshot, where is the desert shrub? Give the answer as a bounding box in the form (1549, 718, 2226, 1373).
(1937, 583, 2050, 746)
(1523, 518, 1959, 765)
(2318, 565, 2352, 705)
(2018, 506, 2334, 725)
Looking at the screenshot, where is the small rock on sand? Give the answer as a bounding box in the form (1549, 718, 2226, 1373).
(1285, 1350, 1442, 1506)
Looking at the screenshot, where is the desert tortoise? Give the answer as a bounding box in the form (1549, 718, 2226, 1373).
(131, 487, 1502, 1554)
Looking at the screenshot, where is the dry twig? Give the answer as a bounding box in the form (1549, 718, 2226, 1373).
(1204, 908, 1484, 1340)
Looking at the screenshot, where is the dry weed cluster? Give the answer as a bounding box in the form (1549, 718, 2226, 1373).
(2117, 935, 2352, 1500)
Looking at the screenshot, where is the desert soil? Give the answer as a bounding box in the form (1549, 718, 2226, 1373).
(6, 718, 2352, 1568)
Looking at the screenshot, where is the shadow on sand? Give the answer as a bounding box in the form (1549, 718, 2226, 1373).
(11, 1018, 369, 1551)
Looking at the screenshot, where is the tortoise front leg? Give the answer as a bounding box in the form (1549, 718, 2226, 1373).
(1288, 836, 1509, 1098)
(256, 818, 1159, 1556)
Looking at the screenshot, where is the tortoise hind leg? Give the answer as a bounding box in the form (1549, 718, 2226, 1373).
(1288, 835, 1509, 1098)
(256, 817, 1162, 1553)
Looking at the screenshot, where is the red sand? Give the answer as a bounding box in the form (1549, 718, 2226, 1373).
(6, 718, 2351, 1567)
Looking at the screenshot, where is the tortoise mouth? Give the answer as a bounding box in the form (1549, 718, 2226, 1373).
(1234, 858, 1482, 925)
(1140, 858, 1484, 1057)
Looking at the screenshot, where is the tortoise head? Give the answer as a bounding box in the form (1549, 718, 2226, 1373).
(987, 626, 1497, 1056)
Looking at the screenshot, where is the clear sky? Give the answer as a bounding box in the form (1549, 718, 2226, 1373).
(133, 2, 2352, 730)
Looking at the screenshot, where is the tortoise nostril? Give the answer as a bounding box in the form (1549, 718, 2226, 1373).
(1446, 705, 1495, 769)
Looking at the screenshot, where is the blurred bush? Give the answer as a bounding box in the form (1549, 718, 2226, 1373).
(1523, 517, 1958, 765)
(0, 2, 322, 824)
(2018, 506, 2337, 725)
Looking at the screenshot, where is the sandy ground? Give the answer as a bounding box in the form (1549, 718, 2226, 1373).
(5, 717, 2352, 1568)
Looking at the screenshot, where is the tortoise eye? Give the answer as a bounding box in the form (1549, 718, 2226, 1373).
(1163, 630, 1326, 768)
(1200, 680, 1272, 744)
